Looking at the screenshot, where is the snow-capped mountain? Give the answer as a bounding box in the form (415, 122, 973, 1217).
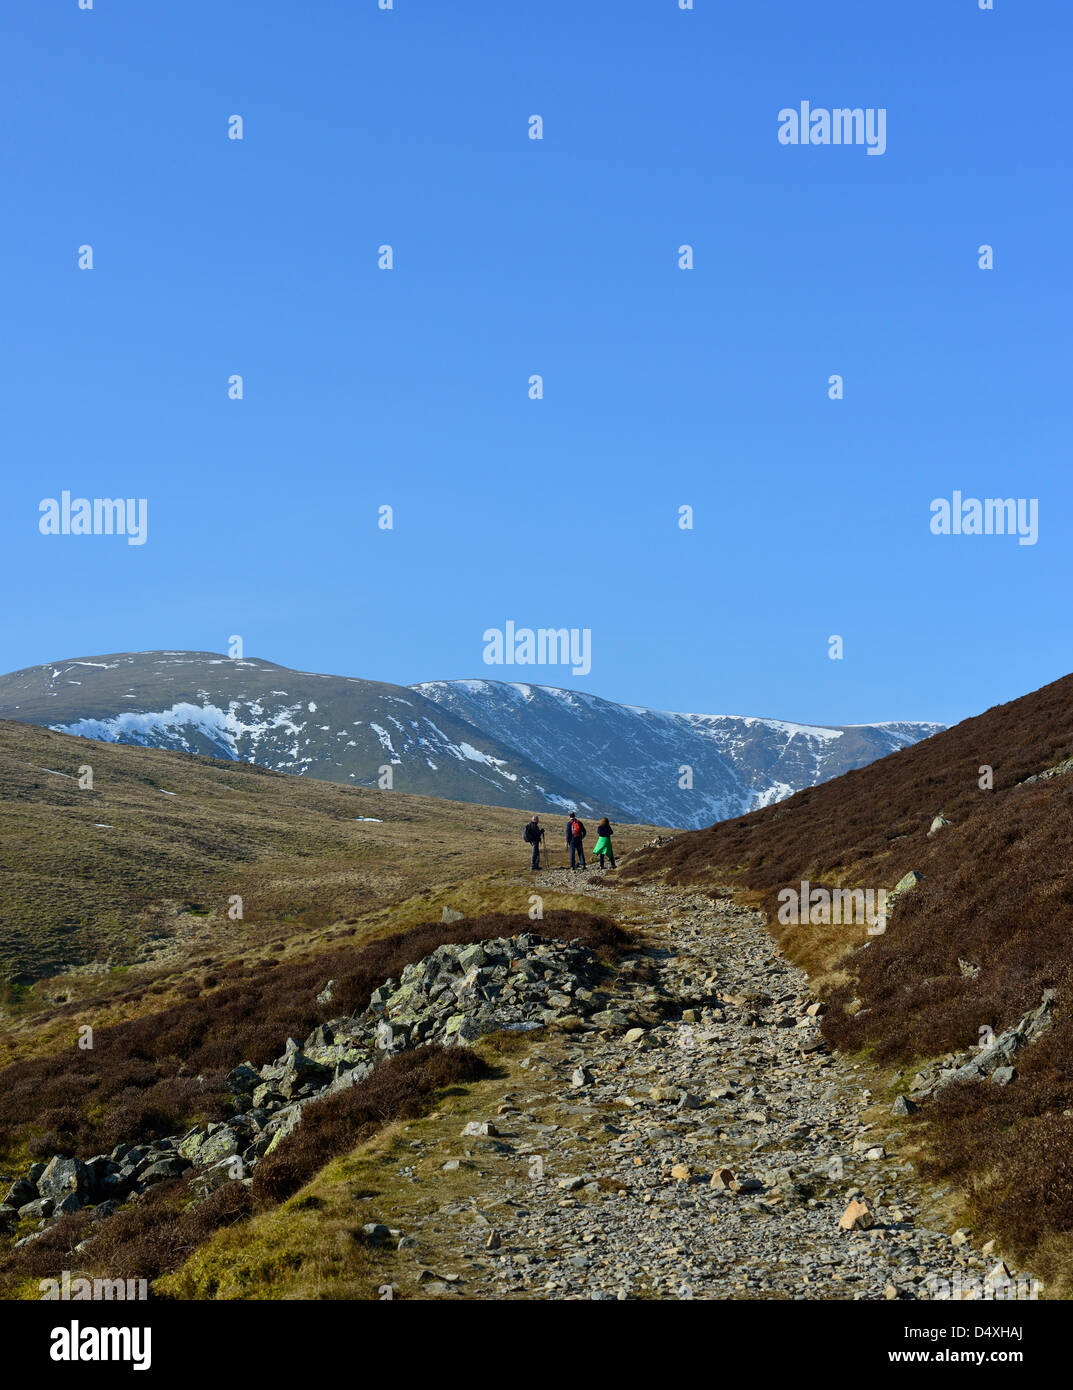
(414, 679, 944, 827)
(0, 653, 596, 815)
(0, 653, 944, 828)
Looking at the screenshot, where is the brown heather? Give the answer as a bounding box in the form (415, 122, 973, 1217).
(0, 1045, 486, 1294)
(625, 670, 1073, 1283)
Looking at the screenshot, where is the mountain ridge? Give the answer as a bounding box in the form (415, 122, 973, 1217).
(0, 652, 945, 828)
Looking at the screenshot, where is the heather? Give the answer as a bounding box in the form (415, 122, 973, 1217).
(626, 669, 1073, 1279)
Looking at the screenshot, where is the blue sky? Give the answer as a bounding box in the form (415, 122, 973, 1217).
(2, 0, 1069, 727)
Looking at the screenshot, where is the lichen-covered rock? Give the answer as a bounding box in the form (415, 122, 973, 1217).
(37, 1156, 89, 1205)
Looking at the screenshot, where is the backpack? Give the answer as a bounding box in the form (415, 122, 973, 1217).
(524, 822, 537, 843)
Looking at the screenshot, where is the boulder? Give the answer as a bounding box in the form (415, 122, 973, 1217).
(177, 1130, 206, 1162)
(456, 944, 487, 971)
(3, 1178, 37, 1209)
(38, 1156, 89, 1205)
(18, 1197, 54, 1220)
(197, 1127, 243, 1167)
(262, 1105, 303, 1157)
(190, 1157, 243, 1197)
(139, 1156, 190, 1186)
(226, 1063, 261, 1094)
(278, 1043, 331, 1098)
(461, 1121, 498, 1137)
(839, 1198, 874, 1231)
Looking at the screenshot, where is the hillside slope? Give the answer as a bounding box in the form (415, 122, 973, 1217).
(626, 669, 1073, 1284)
(0, 719, 668, 986)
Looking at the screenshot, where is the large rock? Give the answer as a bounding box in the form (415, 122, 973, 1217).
(278, 1040, 331, 1098)
(226, 1062, 261, 1094)
(37, 1156, 89, 1205)
(18, 1197, 54, 1220)
(197, 1127, 244, 1167)
(456, 944, 488, 971)
(139, 1155, 190, 1186)
(177, 1129, 206, 1162)
(3, 1178, 37, 1209)
(262, 1104, 304, 1157)
(839, 1198, 874, 1231)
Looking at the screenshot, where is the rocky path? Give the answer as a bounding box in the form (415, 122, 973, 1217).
(390, 872, 1033, 1301)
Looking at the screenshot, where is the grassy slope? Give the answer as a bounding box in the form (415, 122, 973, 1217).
(0, 719, 665, 1154)
(624, 669, 1073, 1289)
(0, 718, 663, 991)
(0, 718, 669, 1298)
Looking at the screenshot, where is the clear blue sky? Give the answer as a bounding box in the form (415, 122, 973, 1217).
(2, 0, 1069, 727)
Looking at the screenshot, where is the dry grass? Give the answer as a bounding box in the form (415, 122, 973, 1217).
(0, 717, 669, 993)
(158, 1031, 547, 1300)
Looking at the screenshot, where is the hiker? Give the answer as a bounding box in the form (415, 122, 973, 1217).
(593, 817, 616, 869)
(523, 814, 545, 870)
(567, 812, 587, 869)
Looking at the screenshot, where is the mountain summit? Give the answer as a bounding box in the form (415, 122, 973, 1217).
(0, 652, 943, 828)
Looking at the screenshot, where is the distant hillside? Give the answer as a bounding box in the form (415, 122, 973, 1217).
(0, 652, 943, 828)
(626, 669, 1073, 1285)
(0, 720, 667, 986)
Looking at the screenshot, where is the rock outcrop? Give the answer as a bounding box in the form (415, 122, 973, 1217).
(1, 931, 678, 1245)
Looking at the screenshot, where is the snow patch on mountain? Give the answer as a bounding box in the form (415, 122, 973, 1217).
(50, 701, 305, 760)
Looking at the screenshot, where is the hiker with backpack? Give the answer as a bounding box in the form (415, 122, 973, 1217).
(593, 817, 616, 869)
(567, 812, 587, 869)
(523, 814, 545, 870)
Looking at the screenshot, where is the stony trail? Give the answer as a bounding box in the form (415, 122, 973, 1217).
(388, 871, 1032, 1301)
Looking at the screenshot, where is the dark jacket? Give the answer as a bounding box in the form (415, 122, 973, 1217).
(597, 819, 613, 838)
(567, 818, 586, 843)
(524, 820, 544, 843)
